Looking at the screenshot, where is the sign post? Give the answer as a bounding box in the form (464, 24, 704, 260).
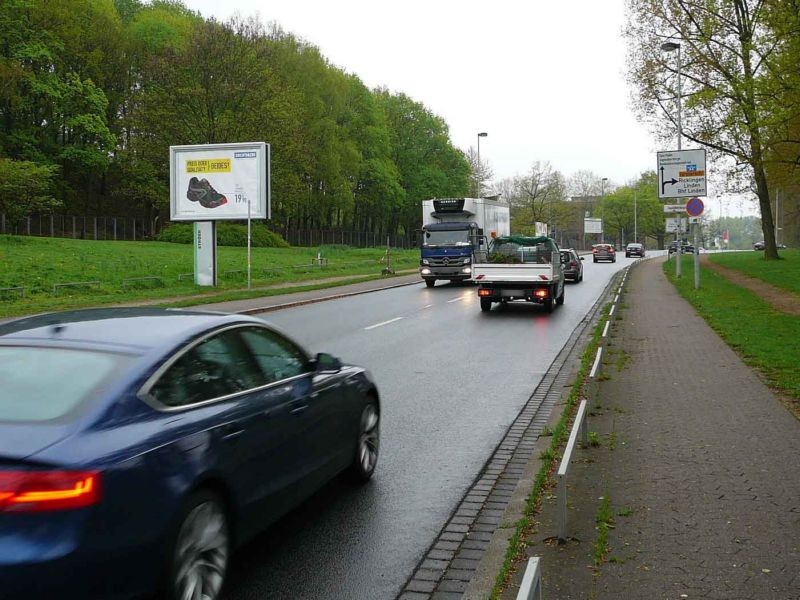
(170, 142, 270, 287)
(657, 149, 707, 283)
(685, 197, 704, 289)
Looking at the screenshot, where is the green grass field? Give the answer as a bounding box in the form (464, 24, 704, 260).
(664, 259, 800, 401)
(0, 236, 418, 317)
(708, 248, 800, 296)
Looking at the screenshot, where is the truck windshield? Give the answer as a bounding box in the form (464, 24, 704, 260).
(424, 229, 471, 247)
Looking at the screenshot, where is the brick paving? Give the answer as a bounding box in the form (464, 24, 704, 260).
(505, 257, 800, 600)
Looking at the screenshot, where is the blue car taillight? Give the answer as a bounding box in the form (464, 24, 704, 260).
(0, 470, 102, 512)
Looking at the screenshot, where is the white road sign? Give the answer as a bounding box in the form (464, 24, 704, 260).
(663, 204, 686, 213)
(170, 142, 270, 221)
(665, 217, 688, 233)
(657, 149, 707, 199)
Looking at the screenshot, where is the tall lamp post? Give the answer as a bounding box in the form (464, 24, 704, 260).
(661, 41, 684, 278)
(600, 177, 608, 243)
(476, 132, 488, 197)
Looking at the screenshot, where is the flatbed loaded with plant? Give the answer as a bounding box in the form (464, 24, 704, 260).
(473, 235, 566, 313)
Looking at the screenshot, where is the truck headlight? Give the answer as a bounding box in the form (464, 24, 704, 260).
(421, 259, 429, 265)
(462, 267, 472, 274)
(463, 257, 471, 264)
(421, 268, 431, 275)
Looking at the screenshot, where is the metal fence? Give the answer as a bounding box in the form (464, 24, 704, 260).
(280, 228, 413, 249)
(0, 214, 156, 241)
(1, 215, 414, 249)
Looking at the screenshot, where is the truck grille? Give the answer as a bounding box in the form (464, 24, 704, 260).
(428, 257, 466, 267)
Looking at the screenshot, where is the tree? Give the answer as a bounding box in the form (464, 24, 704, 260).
(600, 172, 667, 247)
(567, 170, 605, 200)
(0, 158, 60, 221)
(510, 161, 566, 234)
(624, 0, 800, 259)
(465, 146, 493, 197)
(375, 90, 470, 234)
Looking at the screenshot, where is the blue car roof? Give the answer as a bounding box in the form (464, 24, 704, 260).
(0, 307, 260, 353)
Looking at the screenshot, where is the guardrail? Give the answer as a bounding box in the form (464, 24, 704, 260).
(52, 281, 100, 294)
(515, 556, 543, 600)
(121, 276, 163, 287)
(0, 286, 24, 298)
(557, 398, 589, 542)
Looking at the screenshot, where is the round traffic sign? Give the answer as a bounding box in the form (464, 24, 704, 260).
(686, 197, 704, 217)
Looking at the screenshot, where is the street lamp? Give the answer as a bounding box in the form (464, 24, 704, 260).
(477, 132, 487, 196)
(661, 41, 684, 278)
(600, 177, 608, 243)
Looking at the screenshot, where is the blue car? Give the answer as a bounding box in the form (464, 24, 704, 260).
(0, 308, 380, 600)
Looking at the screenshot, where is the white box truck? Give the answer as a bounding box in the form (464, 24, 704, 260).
(419, 198, 510, 287)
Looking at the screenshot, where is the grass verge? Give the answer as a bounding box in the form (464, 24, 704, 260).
(490, 301, 611, 598)
(594, 492, 613, 566)
(663, 260, 800, 401)
(0, 235, 418, 317)
(708, 248, 800, 296)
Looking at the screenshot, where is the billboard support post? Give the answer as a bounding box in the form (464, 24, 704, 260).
(247, 196, 252, 290)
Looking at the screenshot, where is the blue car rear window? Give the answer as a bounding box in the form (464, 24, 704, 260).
(0, 346, 130, 422)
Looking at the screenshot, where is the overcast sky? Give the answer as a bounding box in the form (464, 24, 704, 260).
(183, 0, 756, 218)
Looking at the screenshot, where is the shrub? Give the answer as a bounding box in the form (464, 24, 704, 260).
(157, 223, 290, 248)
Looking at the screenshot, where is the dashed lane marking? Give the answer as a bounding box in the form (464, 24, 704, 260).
(364, 317, 404, 330)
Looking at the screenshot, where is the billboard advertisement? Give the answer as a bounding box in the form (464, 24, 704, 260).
(170, 142, 270, 221)
(584, 218, 603, 234)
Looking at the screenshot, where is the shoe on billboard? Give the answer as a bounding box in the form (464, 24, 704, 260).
(186, 177, 227, 209)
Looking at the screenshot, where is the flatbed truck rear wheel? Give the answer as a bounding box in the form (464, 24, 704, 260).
(480, 298, 492, 312)
(425, 279, 435, 288)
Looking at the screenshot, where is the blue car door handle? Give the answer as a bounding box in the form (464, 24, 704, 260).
(220, 424, 245, 441)
(290, 402, 309, 415)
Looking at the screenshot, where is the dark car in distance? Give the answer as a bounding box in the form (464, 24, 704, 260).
(754, 241, 787, 250)
(668, 241, 695, 254)
(592, 243, 616, 263)
(0, 308, 380, 600)
(625, 243, 645, 258)
(560, 248, 584, 282)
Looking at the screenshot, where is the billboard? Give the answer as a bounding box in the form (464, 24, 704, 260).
(170, 142, 270, 221)
(584, 218, 603, 234)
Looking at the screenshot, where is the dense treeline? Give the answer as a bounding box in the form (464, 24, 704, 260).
(0, 0, 471, 238)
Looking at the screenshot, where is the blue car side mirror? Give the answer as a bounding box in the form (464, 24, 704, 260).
(315, 353, 342, 373)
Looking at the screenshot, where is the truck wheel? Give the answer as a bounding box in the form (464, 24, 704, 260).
(544, 298, 554, 313)
(425, 279, 435, 288)
(480, 298, 492, 312)
(556, 286, 565, 305)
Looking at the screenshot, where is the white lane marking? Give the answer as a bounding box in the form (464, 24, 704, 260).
(590, 347, 603, 379)
(447, 296, 467, 303)
(364, 317, 404, 330)
(609, 305, 616, 316)
(614, 294, 620, 303)
(602, 321, 610, 338)
(423, 304, 433, 309)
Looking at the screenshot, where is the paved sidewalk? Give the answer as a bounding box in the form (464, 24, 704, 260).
(505, 257, 800, 599)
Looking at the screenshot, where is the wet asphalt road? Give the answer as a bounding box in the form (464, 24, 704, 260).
(223, 256, 635, 600)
